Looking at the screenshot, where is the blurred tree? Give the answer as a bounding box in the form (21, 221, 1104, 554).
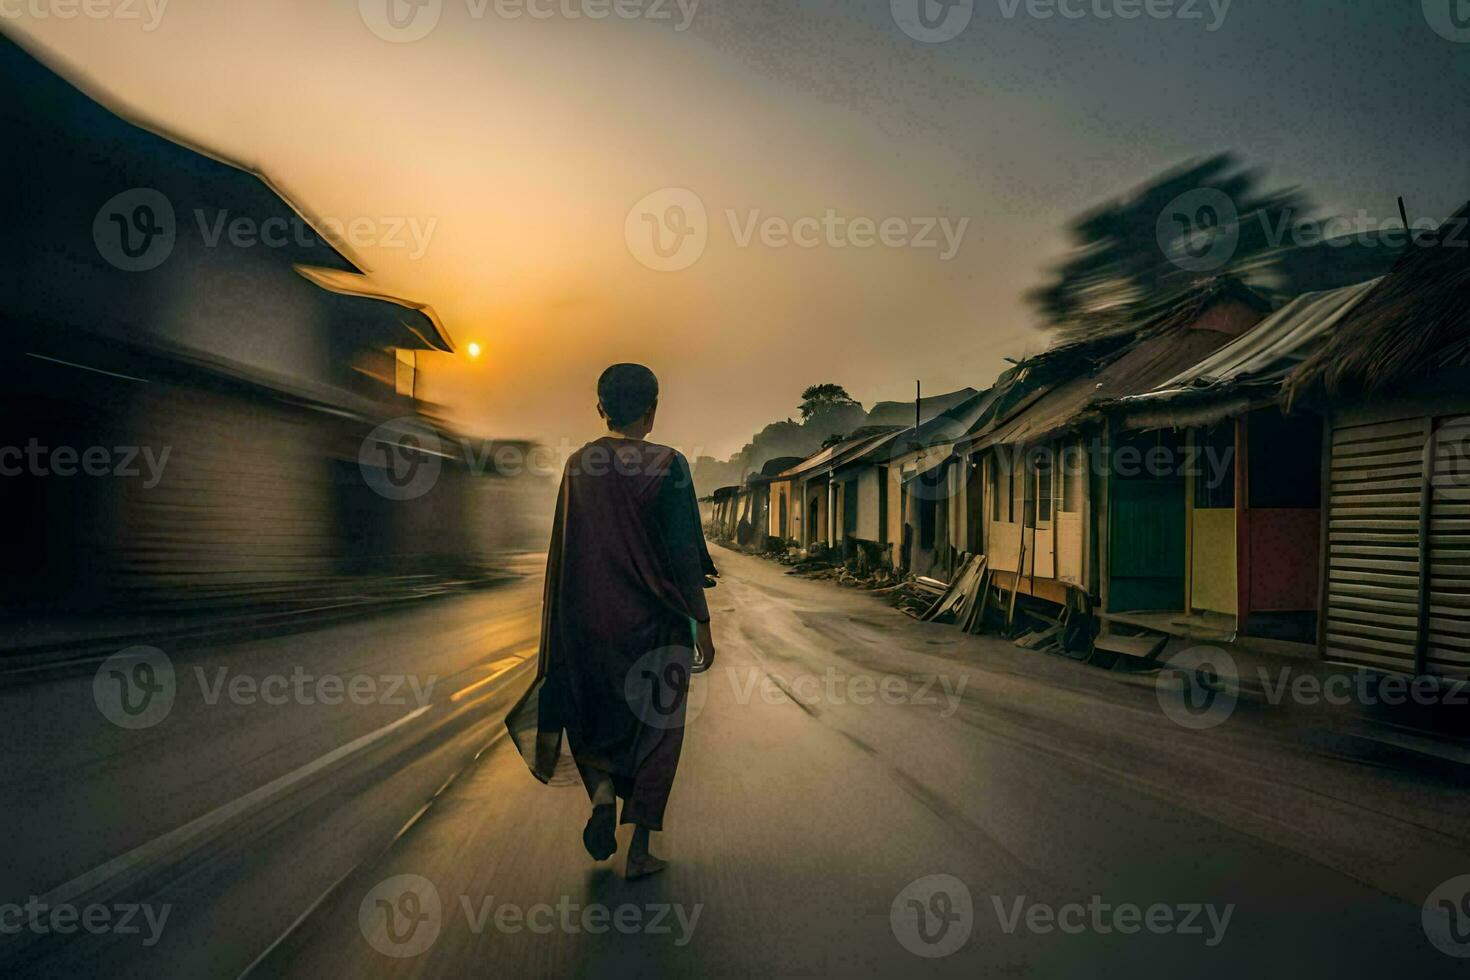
(1028, 153, 1311, 340)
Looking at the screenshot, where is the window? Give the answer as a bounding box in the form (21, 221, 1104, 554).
(1061, 440, 1083, 513)
(1194, 422, 1235, 509)
(1022, 452, 1036, 527)
(1035, 448, 1054, 524)
(919, 496, 936, 549)
(1248, 410, 1322, 508)
(992, 454, 1017, 523)
(990, 457, 1002, 522)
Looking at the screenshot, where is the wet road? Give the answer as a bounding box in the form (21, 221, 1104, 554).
(4, 547, 1469, 977)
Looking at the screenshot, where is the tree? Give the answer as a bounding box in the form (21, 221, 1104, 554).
(1027, 153, 1310, 340)
(798, 383, 859, 420)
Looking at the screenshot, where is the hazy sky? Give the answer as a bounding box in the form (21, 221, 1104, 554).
(10, 1, 1468, 458)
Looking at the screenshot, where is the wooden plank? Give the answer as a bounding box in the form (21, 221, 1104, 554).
(1329, 619, 1423, 643)
(1331, 476, 1424, 494)
(1328, 595, 1420, 615)
(1092, 631, 1167, 660)
(1327, 645, 1417, 670)
(1331, 450, 1425, 470)
(1426, 649, 1470, 669)
(1332, 418, 1429, 444)
(1327, 531, 1419, 545)
(1329, 491, 1423, 507)
(1328, 605, 1420, 628)
(1331, 461, 1427, 482)
(1426, 621, 1470, 645)
(1326, 506, 1425, 520)
(1326, 630, 1418, 655)
(1328, 590, 1417, 605)
(1330, 544, 1420, 559)
(1428, 482, 1470, 500)
(1329, 556, 1419, 571)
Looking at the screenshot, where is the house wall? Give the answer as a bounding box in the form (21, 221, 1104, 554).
(982, 439, 1087, 596)
(886, 456, 909, 567)
(0, 359, 548, 613)
(1246, 510, 1319, 611)
(1056, 512, 1085, 585)
(1191, 508, 1237, 614)
(856, 468, 882, 541)
(990, 521, 1023, 573)
(948, 464, 967, 557)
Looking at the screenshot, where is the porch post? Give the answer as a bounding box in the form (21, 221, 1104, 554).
(1235, 414, 1251, 635)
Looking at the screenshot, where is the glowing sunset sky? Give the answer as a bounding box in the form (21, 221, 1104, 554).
(9, 1, 1467, 458)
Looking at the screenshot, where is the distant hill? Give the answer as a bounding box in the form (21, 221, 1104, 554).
(863, 388, 980, 428)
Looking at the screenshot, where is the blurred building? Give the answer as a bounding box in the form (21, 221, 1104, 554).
(0, 31, 544, 615)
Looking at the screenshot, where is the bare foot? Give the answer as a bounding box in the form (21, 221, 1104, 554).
(582, 804, 617, 861)
(624, 852, 668, 881)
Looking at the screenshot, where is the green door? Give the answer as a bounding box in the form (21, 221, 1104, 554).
(1108, 431, 1186, 612)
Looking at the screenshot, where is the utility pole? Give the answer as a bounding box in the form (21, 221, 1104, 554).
(915, 380, 921, 430)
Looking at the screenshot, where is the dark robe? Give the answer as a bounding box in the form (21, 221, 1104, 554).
(506, 436, 716, 830)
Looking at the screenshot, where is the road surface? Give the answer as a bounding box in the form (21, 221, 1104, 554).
(3, 546, 1468, 977)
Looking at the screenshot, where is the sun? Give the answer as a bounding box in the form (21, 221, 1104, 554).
(466, 342, 482, 359)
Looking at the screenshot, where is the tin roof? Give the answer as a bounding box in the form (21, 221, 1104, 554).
(973, 284, 1268, 448)
(1124, 278, 1381, 401)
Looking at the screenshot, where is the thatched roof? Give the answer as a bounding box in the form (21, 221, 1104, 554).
(1285, 202, 1470, 404)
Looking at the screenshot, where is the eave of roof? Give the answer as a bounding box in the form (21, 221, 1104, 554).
(295, 266, 456, 354)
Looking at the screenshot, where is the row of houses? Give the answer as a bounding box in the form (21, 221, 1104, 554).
(1, 31, 548, 615)
(706, 205, 1470, 679)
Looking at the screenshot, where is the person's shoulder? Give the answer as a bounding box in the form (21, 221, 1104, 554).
(644, 442, 692, 474)
(642, 440, 683, 461)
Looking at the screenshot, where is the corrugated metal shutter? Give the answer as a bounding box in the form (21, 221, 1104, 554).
(1428, 416, 1470, 676)
(1323, 417, 1426, 672)
(115, 385, 340, 608)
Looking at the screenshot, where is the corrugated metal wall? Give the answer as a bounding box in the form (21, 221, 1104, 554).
(1323, 417, 1426, 672)
(1428, 416, 1470, 675)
